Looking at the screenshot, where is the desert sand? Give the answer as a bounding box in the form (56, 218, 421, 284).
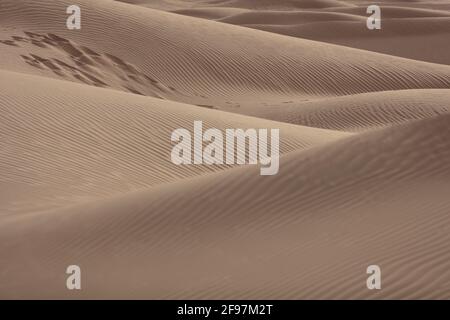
(0, 0, 449, 299)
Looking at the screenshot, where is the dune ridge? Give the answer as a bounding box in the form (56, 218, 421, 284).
(146, 1, 450, 64)
(1, 0, 450, 109)
(0, 69, 347, 216)
(244, 89, 450, 131)
(1, 115, 449, 299)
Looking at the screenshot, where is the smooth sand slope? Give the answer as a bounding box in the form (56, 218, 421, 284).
(1, 115, 449, 299)
(0, 0, 449, 299)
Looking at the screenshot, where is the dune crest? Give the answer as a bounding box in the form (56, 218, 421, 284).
(1, 115, 449, 299)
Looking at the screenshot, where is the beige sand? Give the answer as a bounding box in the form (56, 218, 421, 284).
(0, 0, 449, 299)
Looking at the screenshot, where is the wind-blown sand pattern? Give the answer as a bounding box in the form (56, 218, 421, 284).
(0, 0, 449, 299)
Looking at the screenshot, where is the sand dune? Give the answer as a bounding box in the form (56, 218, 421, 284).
(127, 0, 355, 10)
(250, 18, 450, 65)
(244, 89, 450, 131)
(214, 0, 355, 10)
(154, 2, 450, 64)
(172, 7, 250, 20)
(1, 0, 450, 110)
(0, 69, 347, 216)
(324, 5, 450, 18)
(1, 0, 449, 299)
(217, 10, 364, 25)
(1, 115, 449, 299)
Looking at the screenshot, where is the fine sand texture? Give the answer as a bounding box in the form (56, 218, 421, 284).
(0, 0, 449, 299)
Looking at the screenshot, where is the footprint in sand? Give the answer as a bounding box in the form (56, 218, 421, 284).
(4, 31, 176, 97)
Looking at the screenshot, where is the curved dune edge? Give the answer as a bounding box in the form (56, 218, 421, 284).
(162, 3, 450, 64)
(0, 69, 349, 215)
(244, 89, 450, 131)
(1, 115, 449, 299)
(1, 0, 450, 107)
(247, 18, 450, 65)
(124, 0, 356, 10)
